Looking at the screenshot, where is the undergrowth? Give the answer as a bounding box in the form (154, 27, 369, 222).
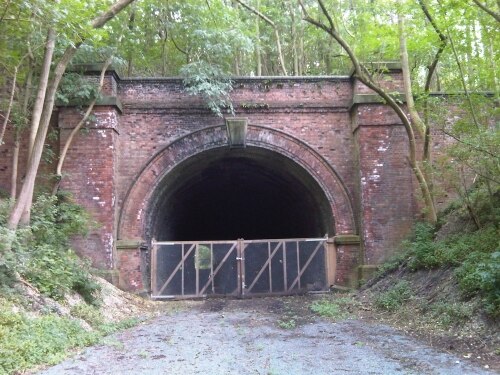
(0, 299, 139, 374)
(310, 296, 355, 320)
(0, 193, 100, 304)
(374, 281, 413, 312)
(0, 194, 140, 374)
(373, 187, 499, 318)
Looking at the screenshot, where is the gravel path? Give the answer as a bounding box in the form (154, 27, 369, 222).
(38, 298, 494, 375)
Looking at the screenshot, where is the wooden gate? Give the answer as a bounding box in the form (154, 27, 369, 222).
(151, 237, 332, 299)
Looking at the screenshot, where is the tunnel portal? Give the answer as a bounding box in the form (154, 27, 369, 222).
(148, 147, 334, 242)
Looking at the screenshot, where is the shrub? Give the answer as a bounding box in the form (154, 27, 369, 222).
(455, 251, 500, 317)
(277, 318, 296, 329)
(0, 302, 100, 374)
(0, 298, 140, 374)
(375, 281, 413, 311)
(406, 223, 440, 270)
(0, 194, 100, 304)
(70, 303, 104, 327)
(310, 297, 352, 319)
(430, 302, 474, 328)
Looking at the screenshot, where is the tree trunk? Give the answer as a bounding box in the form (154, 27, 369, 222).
(398, 15, 425, 138)
(299, 0, 437, 224)
(0, 66, 18, 146)
(417, 0, 448, 165)
(289, 1, 299, 76)
(255, 0, 262, 76)
(52, 60, 112, 195)
(10, 132, 20, 200)
(27, 29, 55, 160)
(298, 9, 305, 76)
(486, 32, 499, 96)
(472, 0, 500, 23)
(399, 14, 436, 214)
(235, 0, 288, 76)
(8, 0, 136, 230)
(11, 56, 34, 200)
(161, 34, 168, 76)
(11, 46, 80, 229)
(19, 28, 56, 226)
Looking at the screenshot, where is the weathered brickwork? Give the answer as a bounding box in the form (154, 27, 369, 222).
(0, 64, 432, 292)
(58, 106, 120, 270)
(353, 109, 417, 264)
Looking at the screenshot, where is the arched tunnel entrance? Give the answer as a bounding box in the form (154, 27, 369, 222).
(117, 125, 360, 295)
(147, 147, 334, 242)
(147, 146, 337, 297)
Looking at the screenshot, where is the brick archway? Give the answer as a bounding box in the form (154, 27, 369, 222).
(117, 124, 357, 243)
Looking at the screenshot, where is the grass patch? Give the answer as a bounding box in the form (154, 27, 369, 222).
(374, 281, 413, 312)
(0, 298, 140, 374)
(0, 301, 99, 374)
(310, 296, 354, 320)
(277, 318, 296, 329)
(429, 301, 475, 328)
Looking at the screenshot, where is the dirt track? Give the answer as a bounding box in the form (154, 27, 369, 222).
(37, 297, 495, 375)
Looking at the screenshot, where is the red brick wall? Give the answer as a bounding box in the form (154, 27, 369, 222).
(58, 106, 119, 270)
(353, 105, 417, 263)
(0, 66, 438, 292)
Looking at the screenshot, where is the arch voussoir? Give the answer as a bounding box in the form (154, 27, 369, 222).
(118, 125, 356, 241)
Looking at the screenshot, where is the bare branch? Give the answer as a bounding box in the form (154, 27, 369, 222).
(53, 59, 113, 195)
(472, 0, 500, 23)
(417, 0, 448, 93)
(234, 0, 288, 75)
(317, 0, 336, 32)
(441, 129, 500, 159)
(447, 32, 481, 129)
(299, 0, 437, 223)
(0, 66, 18, 146)
(92, 0, 136, 28)
(0, 0, 12, 24)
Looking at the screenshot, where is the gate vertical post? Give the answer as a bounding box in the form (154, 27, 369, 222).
(237, 239, 244, 297)
(151, 240, 157, 296)
(325, 237, 336, 288)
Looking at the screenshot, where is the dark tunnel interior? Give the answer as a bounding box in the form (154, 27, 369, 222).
(148, 147, 334, 241)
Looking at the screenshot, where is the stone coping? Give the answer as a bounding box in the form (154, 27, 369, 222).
(56, 95, 123, 113)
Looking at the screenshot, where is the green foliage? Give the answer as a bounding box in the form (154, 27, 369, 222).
(406, 223, 498, 271)
(310, 299, 341, 318)
(0, 194, 100, 304)
(277, 318, 296, 329)
(389, 206, 499, 316)
(0, 301, 101, 375)
(0, 298, 140, 375)
(310, 296, 354, 319)
(455, 251, 500, 317)
(373, 251, 407, 278)
(56, 72, 100, 106)
(70, 302, 104, 326)
(405, 223, 440, 271)
(181, 62, 234, 117)
(429, 301, 474, 328)
(374, 281, 413, 312)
